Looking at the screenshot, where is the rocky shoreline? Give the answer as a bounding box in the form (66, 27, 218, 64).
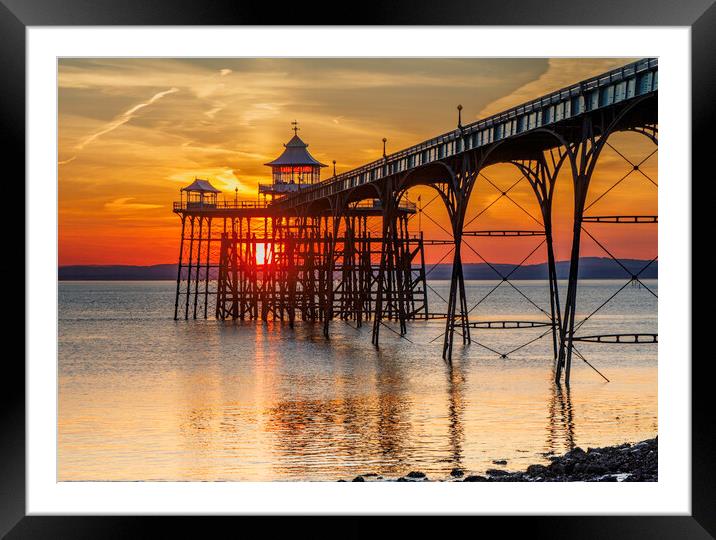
(342, 437, 657, 482)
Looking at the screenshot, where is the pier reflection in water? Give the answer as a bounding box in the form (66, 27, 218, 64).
(547, 383, 576, 456)
(58, 281, 657, 481)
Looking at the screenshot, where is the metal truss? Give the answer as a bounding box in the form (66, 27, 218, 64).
(468, 321, 555, 329)
(571, 334, 658, 344)
(582, 215, 657, 224)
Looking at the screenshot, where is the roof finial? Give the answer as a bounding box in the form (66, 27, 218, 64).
(457, 104, 463, 129)
(382, 137, 387, 159)
(291, 120, 300, 135)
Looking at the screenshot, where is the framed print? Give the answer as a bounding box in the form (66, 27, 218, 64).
(6, 0, 712, 536)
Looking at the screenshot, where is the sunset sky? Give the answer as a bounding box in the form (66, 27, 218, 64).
(58, 58, 657, 266)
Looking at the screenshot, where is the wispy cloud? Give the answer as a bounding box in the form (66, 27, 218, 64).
(58, 156, 77, 166)
(204, 105, 225, 119)
(75, 87, 180, 151)
(104, 197, 163, 212)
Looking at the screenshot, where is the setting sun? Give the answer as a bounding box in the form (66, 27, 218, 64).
(255, 243, 266, 265)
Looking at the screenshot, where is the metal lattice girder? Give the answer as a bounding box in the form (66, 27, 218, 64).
(421, 239, 456, 245)
(582, 215, 658, 223)
(467, 320, 555, 329)
(571, 333, 657, 344)
(463, 230, 546, 237)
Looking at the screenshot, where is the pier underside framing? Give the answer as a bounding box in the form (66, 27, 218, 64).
(174, 207, 429, 335)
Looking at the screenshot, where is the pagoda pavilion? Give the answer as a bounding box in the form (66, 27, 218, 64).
(259, 122, 327, 199)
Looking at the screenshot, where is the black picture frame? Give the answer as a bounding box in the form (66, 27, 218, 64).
(5, 1, 710, 537)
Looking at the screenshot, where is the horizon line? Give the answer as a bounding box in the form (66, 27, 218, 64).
(58, 256, 657, 269)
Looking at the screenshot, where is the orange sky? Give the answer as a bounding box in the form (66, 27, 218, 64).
(58, 58, 657, 266)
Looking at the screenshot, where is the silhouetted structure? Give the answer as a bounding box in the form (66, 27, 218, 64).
(173, 128, 428, 334)
(173, 59, 658, 384)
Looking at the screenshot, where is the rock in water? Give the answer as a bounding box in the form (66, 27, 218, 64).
(463, 475, 487, 482)
(526, 464, 547, 477)
(565, 447, 586, 460)
(336, 437, 657, 482)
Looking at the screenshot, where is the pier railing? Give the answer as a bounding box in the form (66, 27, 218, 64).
(173, 200, 269, 212)
(271, 58, 657, 211)
(173, 197, 417, 213)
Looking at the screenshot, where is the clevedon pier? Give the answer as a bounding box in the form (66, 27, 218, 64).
(173, 58, 658, 384)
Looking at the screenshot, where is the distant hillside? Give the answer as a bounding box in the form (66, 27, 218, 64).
(59, 264, 177, 281)
(428, 257, 657, 280)
(58, 257, 657, 281)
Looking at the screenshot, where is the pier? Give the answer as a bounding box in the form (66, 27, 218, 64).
(173, 58, 658, 384)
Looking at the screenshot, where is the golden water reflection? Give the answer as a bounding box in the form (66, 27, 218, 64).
(59, 343, 656, 481)
(58, 281, 657, 481)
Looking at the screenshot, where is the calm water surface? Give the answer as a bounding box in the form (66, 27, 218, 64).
(58, 280, 657, 481)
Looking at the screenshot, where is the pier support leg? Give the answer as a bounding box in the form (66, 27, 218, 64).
(184, 216, 196, 320)
(553, 115, 625, 384)
(324, 200, 346, 338)
(372, 187, 398, 346)
(438, 161, 477, 363)
(512, 154, 566, 373)
(173, 216, 186, 320)
(442, 207, 470, 362)
(203, 218, 212, 319)
(418, 231, 429, 319)
(193, 216, 204, 319)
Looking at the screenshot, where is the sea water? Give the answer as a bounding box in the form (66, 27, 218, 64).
(58, 279, 657, 481)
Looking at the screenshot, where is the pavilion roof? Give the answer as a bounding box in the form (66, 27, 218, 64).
(181, 178, 221, 193)
(265, 135, 327, 167)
